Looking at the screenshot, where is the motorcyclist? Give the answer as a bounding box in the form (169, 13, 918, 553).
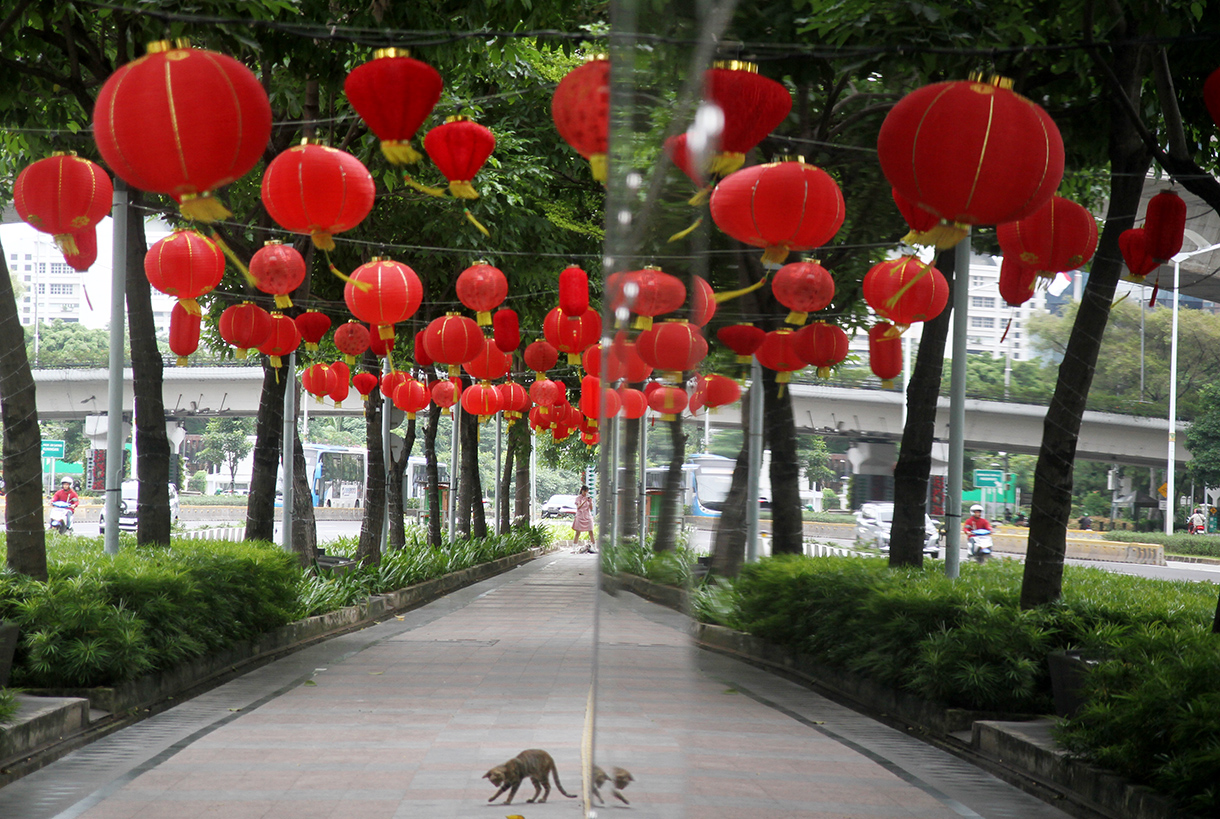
(50, 478, 79, 529)
(963, 504, 992, 535)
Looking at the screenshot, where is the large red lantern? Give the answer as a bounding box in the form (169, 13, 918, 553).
(497, 381, 530, 423)
(772, 260, 835, 325)
(295, 310, 332, 351)
(250, 241, 307, 309)
(877, 76, 1064, 226)
(998, 257, 1039, 307)
(259, 312, 302, 371)
(456, 261, 508, 325)
(344, 258, 423, 342)
(334, 321, 371, 364)
(529, 378, 562, 408)
(648, 385, 688, 420)
(493, 309, 520, 353)
(552, 57, 610, 182)
(862, 256, 949, 329)
(754, 328, 804, 386)
(1143, 191, 1187, 263)
(301, 363, 338, 400)
(413, 330, 433, 367)
(635, 320, 707, 379)
(62, 226, 99, 272)
(710, 160, 846, 264)
(393, 378, 431, 419)
(694, 374, 742, 408)
(891, 187, 968, 249)
(610, 334, 654, 384)
(461, 382, 503, 422)
(793, 322, 849, 378)
(582, 343, 625, 382)
(14, 154, 113, 254)
(144, 230, 225, 314)
(607, 267, 687, 330)
(703, 61, 793, 176)
(168, 302, 201, 367)
(423, 313, 484, 376)
(1119, 228, 1159, 279)
(997, 196, 1098, 274)
(559, 266, 590, 316)
(219, 302, 273, 359)
(328, 361, 351, 407)
(617, 388, 648, 419)
(368, 326, 393, 357)
(543, 307, 601, 365)
(352, 371, 380, 402)
(424, 117, 495, 199)
(690, 276, 717, 327)
(868, 323, 903, 387)
(92, 41, 271, 221)
(261, 142, 375, 251)
(345, 49, 443, 165)
(716, 323, 766, 363)
(524, 340, 559, 376)
(380, 371, 408, 400)
(464, 338, 511, 381)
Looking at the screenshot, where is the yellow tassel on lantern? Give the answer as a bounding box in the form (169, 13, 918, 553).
(567, 353, 581, 365)
(178, 298, 202, 316)
(235, 348, 249, 360)
(274, 293, 293, 309)
(209, 232, 257, 288)
(325, 254, 371, 292)
(305, 341, 318, 352)
(402, 172, 445, 197)
(633, 315, 654, 331)
(178, 191, 233, 222)
(761, 245, 790, 266)
(464, 208, 490, 236)
(817, 366, 831, 378)
(176, 356, 189, 367)
(52, 233, 80, 255)
(785, 311, 808, 326)
(448, 365, 460, 377)
(714, 277, 768, 303)
(667, 217, 703, 243)
(736, 354, 752, 364)
(589, 153, 608, 182)
(709, 152, 746, 177)
(904, 222, 968, 250)
(345, 354, 356, 366)
(381, 140, 423, 165)
(334, 399, 342, 409)
(688, 187, 712, 206)
(360, 393, 369, 403)
(311, 230, 336, 251)
(476, 311, 492, 327)
(881, 379, 894, 389)
(449, 180, 479, 199)
(884, 324, 909, 338)
(377, 324, 395, 341)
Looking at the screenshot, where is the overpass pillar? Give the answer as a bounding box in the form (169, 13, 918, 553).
(846, 441, 897, 508)
(84, 414, 131, 491)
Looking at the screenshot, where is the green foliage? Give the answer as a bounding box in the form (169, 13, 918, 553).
(1186, 384, 1220, 489)
(189, 471, 208, 494)
(600, 538, 697, 586)
(1104, 530, 1220, 558)
(820, 488, 840, 509)
(0, 687, 16, 724)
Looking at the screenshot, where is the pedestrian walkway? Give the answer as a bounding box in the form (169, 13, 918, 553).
(0, 551, 1078, 819)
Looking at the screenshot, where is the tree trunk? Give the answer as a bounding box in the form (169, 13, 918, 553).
(465, 410, 488, 538)
(618, 407, 641, 542)
(1020, 41, 1152, 609)
(498, 423, 514, 535)
(356, 371, 385, 567)
(889, 247, 956, 567)
(125, 196, 171, 546)
(246, 360, 287, 541)
(513, 421, 531, 528)
(710, 384, 752, 577)
(389, 417, 416, 551)
(424, 407, 442, 548)
(653, 415, 685, 552)
(289, 426, 316, 564)
(0, 240, 47, 580)
(763, 367, 803, 555)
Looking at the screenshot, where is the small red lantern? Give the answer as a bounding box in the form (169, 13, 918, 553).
(250, 241, 307, 309)
(998, 257, 1039, 307)
(144, 230, 225, 315)
(92, 41, 271, 221)
(497, 381, 530, 423)
(261, 142, 375, 251)
(579, 376, 621, 422)
(530, 378, 563, 408)
(461, 382, 503, 422)
(295, 310, 332, 351)
(635, 320, 707, 379)
(695, 374, 742, 408)
(334, 321, 371, 364)
(716, 323, 766, 363)
(772, 260, 835, 325)
(691, 276, 717, 327)
(648, 385, 689, 420)
(1119, 228, 1159, 278)
(1143, 191, 1187, 263)
(793, 322, 849, 378)
(543, 307, 601, 365)
(344, 258, 423, 343)
(352, 371, 380, 402)
(464, 337, 511, 381)
(380, 371, 408, 400)
(456, 261, 508, 325)
(552, 57, 610, 182)
(393, 378, 431, 418)
(878, 76, 1064, 226)
(302, 363, 338, 399)
(493, 309, 520, 353)
(62, 226, 99, 272)
(610, 334, 654, 383)
(423, 313, 484, 376)
(219, 302, 273, 359)
(329, 361, 351, 407)
(582, 343, 625, 383)
(344, 49, 443, 165)
(368, 326, 393, 357)
(524, 340, 559, 375)
(997, 196, 1098, 274)
(259, 312, 302, 371)
(168, 302, 201, 367)
(414, 330, 433, 367)
(755, 328, 804, 387)
(710, 160, 846, 264)
(868, 323, 903, 387)
(862, 255, 949, 329)
(424, 116, 496, 199)
(617, 388, 648, 419)
(558, 266, 590, 316)
(703, 61, 793, 176)
(607, 267, 687, 330)
(14, 154, 113, 254)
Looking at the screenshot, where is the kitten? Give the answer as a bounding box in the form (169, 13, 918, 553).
(483, 749, 577, 804)
(591, 765, 634, 805)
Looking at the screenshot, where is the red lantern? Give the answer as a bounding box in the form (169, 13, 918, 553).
(716, 323, 766, 363)
(464, 337, 511, 381)
(302, 363, 338, 399)
(329, 361, 351, 407)
(997, 196, 1098, 274)
(368, 326, 393, 357)
(493, 309, 520, 353)
(878, 76, 1064, 226)
(793, 322, 849, 378)
(868, 323, 903, 387)
(772, 261, 835, 325)
(424, 116, 496, 199)
(14, 154, 112, 254)
(1206, 67, 1220, 130)
(381, 370, 408, 400)
(144, 230, 225, 314)
(695, 374, 742, 408)
(414, 329, 433, 367)
(607, 267, 687, 330)
(92, 41, 271, 221)
(219, 302, 273, 359)
(690, 276, 717, 327)
(344, 258, 423, 343)
(524, 340, 559, 375)
(558, 266, 590, 315)
(497, 381, 530, 422)
(755, 328, 804, 385)
(998, 257, 1039, 307)
(710, 160, 846, 264)
(250, 241, 307, 309)
(543, 307, 601, 365)
(63, 226, 99, 272)
(334, 321, 371, 365)
(617, 388, 648, 419)
(892, 187, 968, 249)
(579, 376, 622, 422)
(258, 312, 302, 370)
(610, 334, 654, 383)
(582, 343, 626, 382)
(352, 371, 380, 402)
(635, 321, 707, 378)
(461, 382, 502, 422)
(1119, 228, 1159, 278)
(344, 49, 443, 165)
(261, 142, 375, 251)
(1143, 191, 1187, 263)
(664, 132, 703, 187)
(703, 61, 793, 176)
(423, 313, 484, 376)
(168, 302, 200, 367)
(862, 255, 949, 328)
(530, 378, 562, 408)
(648, 385, 688, 420)
(552, 57, 610, 181)
(456, 261, 508, 325)
(295, 310, 332, 351)
(393, 378, 431, 418)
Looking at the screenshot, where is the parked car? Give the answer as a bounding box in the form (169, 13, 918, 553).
(542, 494, 578, 517)
(854, 502, 942, 558)
(99, 481, 181, 533)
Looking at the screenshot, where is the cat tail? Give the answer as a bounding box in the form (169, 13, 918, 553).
(552, 770, 578, 799)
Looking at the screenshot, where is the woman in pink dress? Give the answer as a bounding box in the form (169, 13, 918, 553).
(572, 485, 595, 550)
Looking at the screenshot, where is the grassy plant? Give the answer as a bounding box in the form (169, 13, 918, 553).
(0, 687, 16, 724)
(1104, 530, 1220, 558)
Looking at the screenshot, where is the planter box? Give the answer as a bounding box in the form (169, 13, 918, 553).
(1046, 649, 1100, 719)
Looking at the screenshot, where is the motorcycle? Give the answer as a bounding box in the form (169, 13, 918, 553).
(966, 527, 993, 562)
(48, 500, 74, 535)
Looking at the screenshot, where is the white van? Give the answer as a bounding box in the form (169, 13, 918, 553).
(99, 481, 181, 533)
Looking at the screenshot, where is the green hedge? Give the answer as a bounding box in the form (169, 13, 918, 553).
(1104, 530, 1220, 559)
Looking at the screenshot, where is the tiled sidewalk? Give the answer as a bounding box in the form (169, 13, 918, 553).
(3, 551, 1077, 819)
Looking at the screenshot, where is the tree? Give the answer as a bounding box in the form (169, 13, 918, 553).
(1185, 384, 1220, 488)
(198, 418, 254, 493)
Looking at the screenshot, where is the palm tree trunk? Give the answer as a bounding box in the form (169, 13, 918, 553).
(513, 421, 531, 528)
(424, 407, 442, 548)
(246, 360, 286, 541)
(763, 368, 803, 555)
(356, 377, 385, 566)
(653, 415, 685, 552)
(389, 417, 416, 551)
(498, 424, 514, 535)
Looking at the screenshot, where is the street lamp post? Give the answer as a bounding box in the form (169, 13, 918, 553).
(1166, 241, 1220, 535)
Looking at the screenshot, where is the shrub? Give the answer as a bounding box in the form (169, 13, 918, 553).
(189, 470, 208, 494)
(1104, 530, 1220, 558)
(0, 687, 16, 724)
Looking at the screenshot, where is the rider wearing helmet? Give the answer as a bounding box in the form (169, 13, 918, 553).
(51, 478, 80, 528)
(963, 504, 991, 534)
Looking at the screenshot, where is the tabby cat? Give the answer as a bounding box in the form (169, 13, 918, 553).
(591, 765, 634, 805)
(483, 749, 577, 804)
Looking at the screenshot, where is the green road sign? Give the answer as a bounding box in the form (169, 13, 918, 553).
(973, 469, 1004, 488)
(41, 440, 65, 459)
